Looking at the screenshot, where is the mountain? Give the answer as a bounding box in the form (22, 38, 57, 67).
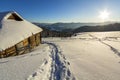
(74, 23, 120, 33)
(33, 22, 120, 37)
(33, 22, 114, 31)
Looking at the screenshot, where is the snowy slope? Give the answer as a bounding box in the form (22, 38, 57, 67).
(0, 44, 49, 80)
(1, 31, 120, 80)
(27, 42, 75, 80)
(0, 43, 75, 80)
(43, 31, 120, 80)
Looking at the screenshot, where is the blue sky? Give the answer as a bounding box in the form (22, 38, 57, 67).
(0, 0, 120, 23)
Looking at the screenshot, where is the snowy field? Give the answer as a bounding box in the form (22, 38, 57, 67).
(0, 40, 74, 80)
(44, 31, 120, 80)
(0, 44, 50, 80)
(1, 31, 120, 80)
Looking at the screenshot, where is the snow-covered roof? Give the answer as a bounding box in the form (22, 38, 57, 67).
(0, 11, 42, 51)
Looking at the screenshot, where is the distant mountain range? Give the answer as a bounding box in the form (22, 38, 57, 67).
(33, 22, 120, 37)
(33, 22, 115, 31)
(74, 23, 120, 33)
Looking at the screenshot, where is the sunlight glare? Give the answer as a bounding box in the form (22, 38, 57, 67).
(99, 10, 110, 21)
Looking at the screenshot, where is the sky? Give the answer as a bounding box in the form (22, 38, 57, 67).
(0, 0, 120, 23)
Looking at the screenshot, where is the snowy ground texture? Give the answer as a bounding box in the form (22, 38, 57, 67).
(27, 42, 75, 80)
(0, 44, 49, 80)
(1, 31, 120, 80)
(44, 31, 120, 80)
(0, 40, 75, 80)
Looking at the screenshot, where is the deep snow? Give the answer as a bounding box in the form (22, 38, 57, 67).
(43, 31, 120, 80)
(0, 44, 49, 80)
(27, 42, 75, 80)
(1, 31, 120, 80)
(0, 42, 74, 80)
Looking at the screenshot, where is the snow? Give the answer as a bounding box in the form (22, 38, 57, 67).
(27, 42, 75, 80)
(55, 40, 120, 80)
(0, 11, 42, 51)
(0, 11, 14, 21)
(27, 53, 52, 80)
(0, 42, 74, 80)
(0, 44, 49, 80)
(1, 31, 120, 80)
(43, 31, 120, 80)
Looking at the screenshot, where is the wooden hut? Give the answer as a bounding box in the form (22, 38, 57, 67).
(0, 11, 42, 58)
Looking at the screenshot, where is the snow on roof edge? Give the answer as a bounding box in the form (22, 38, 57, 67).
(2, 11, 24, 21)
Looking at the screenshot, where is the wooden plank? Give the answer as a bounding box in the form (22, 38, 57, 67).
(16, 41, 23, 49)
(23, 38, 29, 46)
(5, 46, 16, 57)
(29, 35, 36, 49)
(35, 33, 40, 46)
(0, 51, 2, 54)
(0, 50, 5, 58)
(16, 41, 25, 55)
(24, 46, 30, 53)
(6, 46, 16, 53)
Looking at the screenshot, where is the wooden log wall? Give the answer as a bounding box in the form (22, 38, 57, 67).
(23, 39, 30, 53)
(29, 35, 36, 50)
(5, 46, 16, 57)
(35, 33, 41, 46)
(0, 50, 6, 58)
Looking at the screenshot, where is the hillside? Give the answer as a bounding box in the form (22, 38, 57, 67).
(33, 22, 112, 31)
(43, 31, 120, 80)
(33, 22, 119, 37)
(74, 23, 120, 33)
(33, 23, 74, 37)
(1, 31, 120, 80)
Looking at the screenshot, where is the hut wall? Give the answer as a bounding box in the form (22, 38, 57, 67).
(5, 46, 16, 57)
(23, 38, 30, 53)
(16, 38, 29, 55)
(35, 33, 41, 46)
(39, 33, 42, 44)
(16, 41, 24, 55)
(0, 50, 5, 58)
(29, 35, 36, 49)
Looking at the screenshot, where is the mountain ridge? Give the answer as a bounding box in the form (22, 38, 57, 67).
(33, 22, 116, 31)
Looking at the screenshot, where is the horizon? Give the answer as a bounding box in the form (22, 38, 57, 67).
(33, 21, 120, 24)
(0, 0, 120, 23)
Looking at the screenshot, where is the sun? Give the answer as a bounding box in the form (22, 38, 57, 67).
(99, 10, 110, 21)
